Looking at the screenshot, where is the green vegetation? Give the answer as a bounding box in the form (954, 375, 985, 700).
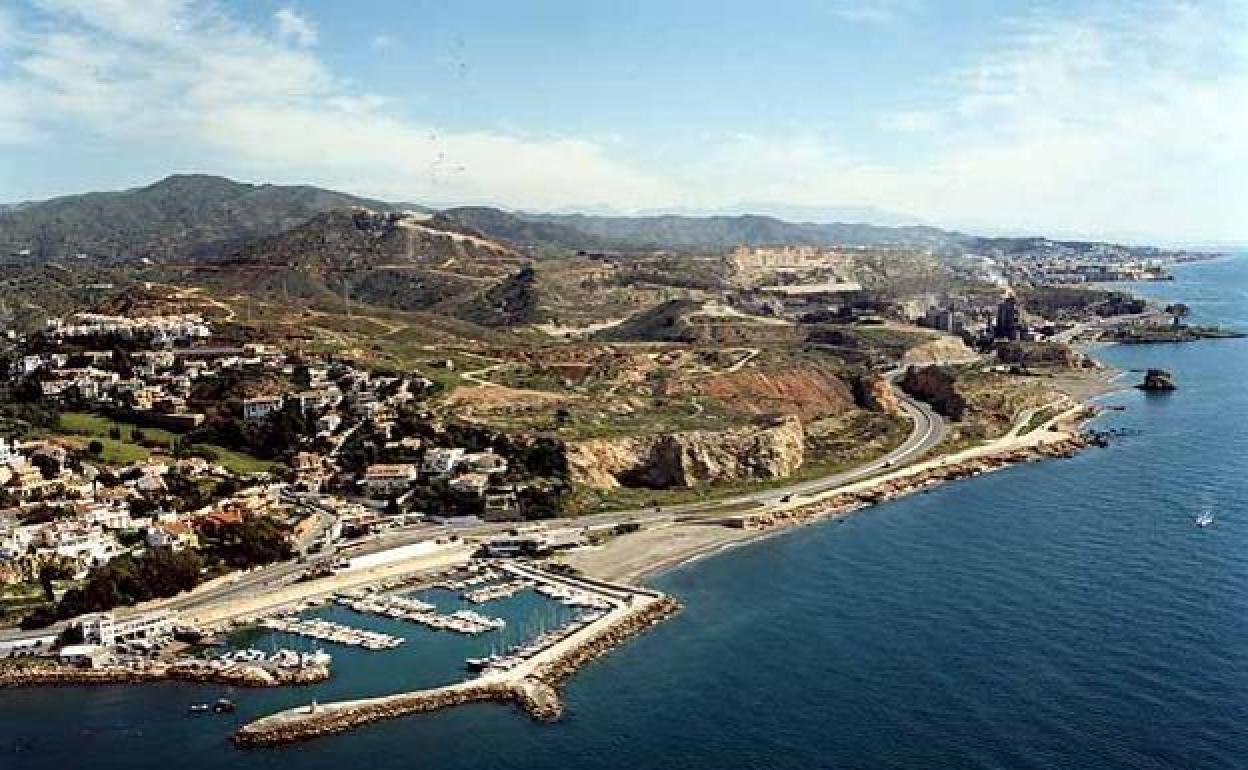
(202, 516, 293, 569)
(21, 549, 203, 628)
(52, 411, 278, 474)
(565, 412, 909, 515)
(19, 515, 293, 629)
(1021, 406, 1061, 435)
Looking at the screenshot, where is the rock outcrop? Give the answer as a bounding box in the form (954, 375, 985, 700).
(1137, 368, 1177, 391)
(902, 336, 976, 366)
(899, 365, 967, 420)
(566, 415, 805, 489)
(853, 374, 905, 417)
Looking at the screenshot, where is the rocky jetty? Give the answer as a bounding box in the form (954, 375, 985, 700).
(0, 659, 329, 689)
(566, 415, 804, 489)
(233, 597, 682, 748)
(1137, 368, 1177, 391)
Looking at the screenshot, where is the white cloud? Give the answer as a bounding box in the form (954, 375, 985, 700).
(1, 0, 672, 209)
(1, 0, 1246, 240)
(274, 8, 317, 48)
(687, 2, 1248, 240)
(371, 33, 394, 50)
(825, 0, 918, 25)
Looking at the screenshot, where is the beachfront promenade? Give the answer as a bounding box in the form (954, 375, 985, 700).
(233, 565, 680, 748)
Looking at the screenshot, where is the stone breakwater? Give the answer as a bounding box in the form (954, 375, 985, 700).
(0, 660, 329, 689)
(233, 596, 683, 749)
(525, 595, 683, 718)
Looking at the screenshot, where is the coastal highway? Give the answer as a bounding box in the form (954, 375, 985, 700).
(0, 377, 945, 641)
(601, 370, 946, 516)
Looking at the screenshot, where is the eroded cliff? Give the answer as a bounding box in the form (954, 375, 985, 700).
(566, 415, 805, 489)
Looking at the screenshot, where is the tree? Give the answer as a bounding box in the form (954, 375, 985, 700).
(38, 562, 74, 602)
(108, 424, 122, 441)
(30, 453, 61, 480)
(87, 439, 105, 457)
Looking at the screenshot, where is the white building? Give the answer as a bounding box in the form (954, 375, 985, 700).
(422, 448, 465, 476)
(0, 437, 17, 465)
(79, 610, 177, 646)
(243, 396, 284, 420)
(361, 464, 420, 497)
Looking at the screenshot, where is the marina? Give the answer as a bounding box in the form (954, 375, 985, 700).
(334, 593, 507, 635)
(464, 579, 533, 603)
(232, 565, 679, 747)
(258, 617, 405, 650)
(216, 647, 334, 669)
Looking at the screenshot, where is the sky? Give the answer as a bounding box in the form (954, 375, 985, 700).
(1, 0, 1246, 242)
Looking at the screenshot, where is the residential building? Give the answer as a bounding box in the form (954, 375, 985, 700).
(146, 520, 198, 551)
(243, 396, 284, 420)
(361, 464, 420, 496)
(422, 448, 465, 476)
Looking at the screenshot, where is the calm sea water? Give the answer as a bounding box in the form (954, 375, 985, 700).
(3, 255, 1246, 770)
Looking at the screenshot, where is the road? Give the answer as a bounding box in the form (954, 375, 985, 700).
(0, 375, 946, 641)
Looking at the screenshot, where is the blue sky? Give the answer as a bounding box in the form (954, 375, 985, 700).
(1, 1, 1246, 241)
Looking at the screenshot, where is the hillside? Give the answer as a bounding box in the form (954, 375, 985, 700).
(2, 175, 1206, 269)
(0, 174, 426, 261)
(225, 208, 520, 270)
(439, 207, 607, 255)
(526, 213, 959, 252)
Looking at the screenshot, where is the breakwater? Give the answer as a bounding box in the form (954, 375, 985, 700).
(233, 595, 682, 748)
(0, 659, 329, 689)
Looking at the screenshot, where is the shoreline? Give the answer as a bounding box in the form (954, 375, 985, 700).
(233, 573, 682, 748)
(562, 390, 1108, 588)
(0, 658, 330, 689)
(632, 430, 1100, 587)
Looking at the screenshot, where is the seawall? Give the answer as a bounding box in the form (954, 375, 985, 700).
(0, 660, 330, 688)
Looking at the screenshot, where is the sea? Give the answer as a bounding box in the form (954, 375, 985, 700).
(3, 254, 1246, 770)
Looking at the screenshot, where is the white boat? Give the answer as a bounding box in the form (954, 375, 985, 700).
(1196, 511, 1215, 528)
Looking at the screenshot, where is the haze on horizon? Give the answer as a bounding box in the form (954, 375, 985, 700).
(1, 0, 1246, 243)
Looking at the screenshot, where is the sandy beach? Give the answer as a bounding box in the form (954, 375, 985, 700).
(560, 391, 1105, 586)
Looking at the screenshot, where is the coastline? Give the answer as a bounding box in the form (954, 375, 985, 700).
(0, 657, 330, 689)
(562, 394, 1109, 587)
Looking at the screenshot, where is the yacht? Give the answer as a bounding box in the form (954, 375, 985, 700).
(1196, 511, 1215, 528)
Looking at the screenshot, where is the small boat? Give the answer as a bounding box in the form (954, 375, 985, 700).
(189, 703, 210, 714)
(1196, 511, 1215, 528)
(212, 698, 236, 714)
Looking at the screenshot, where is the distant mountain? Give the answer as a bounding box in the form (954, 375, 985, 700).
(2, 175, 1197, 269)
(438, 206, 607, 254)
(523, 212, 960, 252)
(635, 202, 927, 228)
(0, 174, 430, 261)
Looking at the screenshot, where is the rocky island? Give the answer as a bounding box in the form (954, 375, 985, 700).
(1137, 368, 1178, 391)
